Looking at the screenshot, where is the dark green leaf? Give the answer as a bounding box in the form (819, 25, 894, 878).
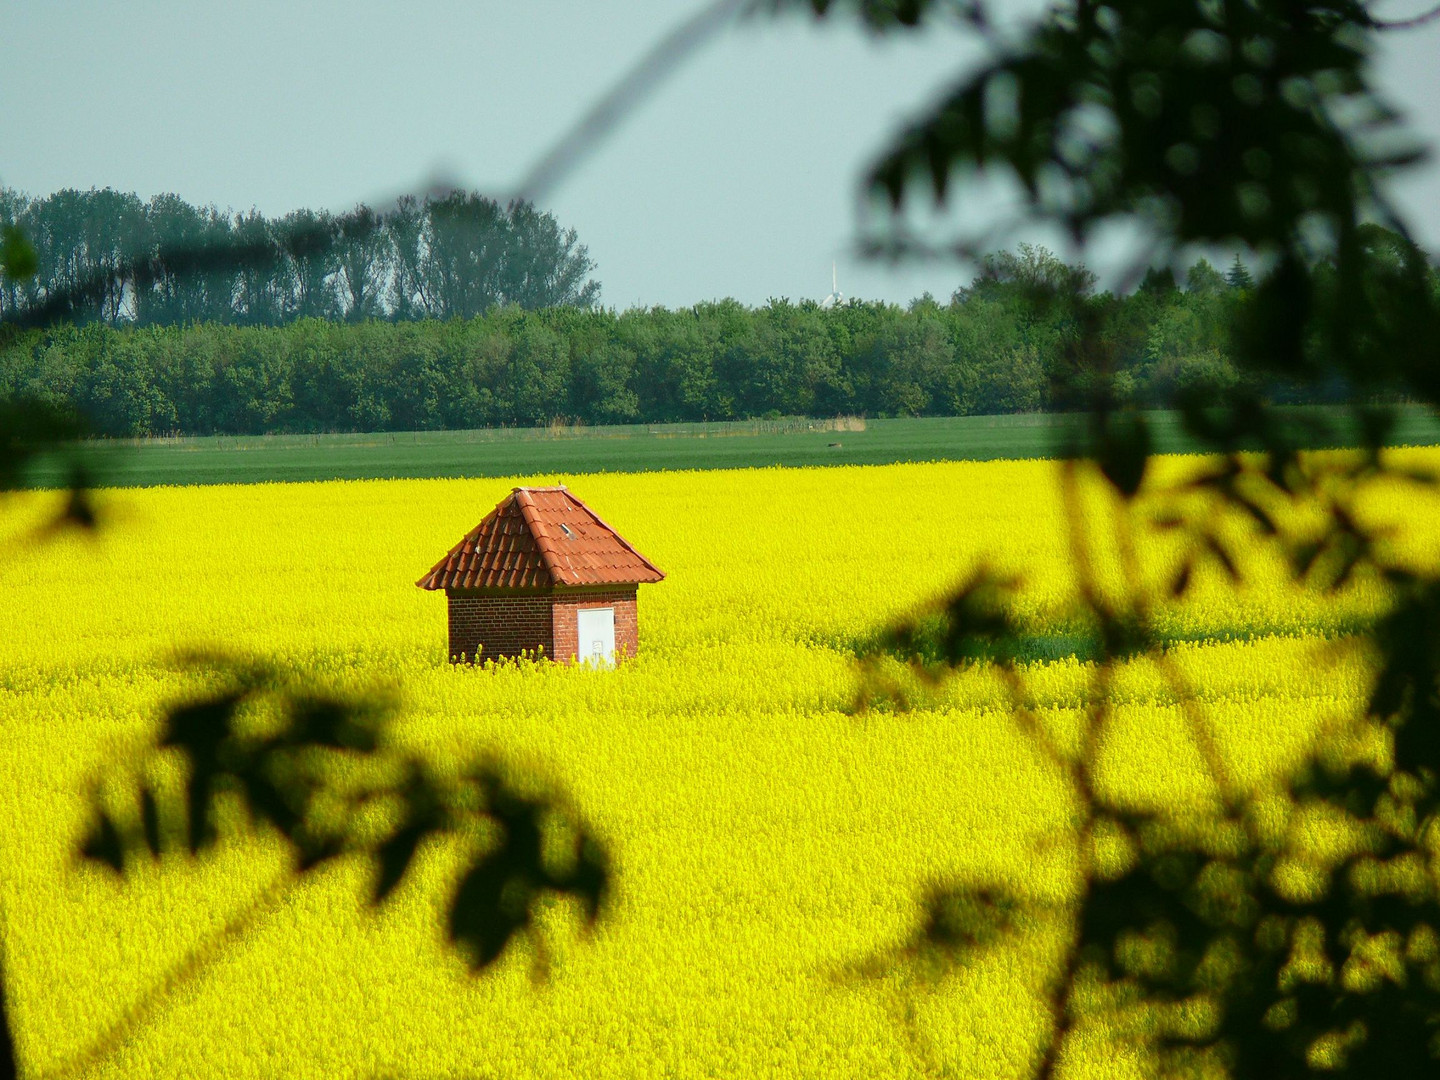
(923, 884, 1019, 952)
(560, 836, 609, 923)
(373, 824, 429, 904)
(81, 811, 125, 873)
(287, 695, 378, 752)
(0, 225, 36, 281)
(1096, 412, 1152, 498)
(448, 854, 530, 971)
(140, 788, 162, 858)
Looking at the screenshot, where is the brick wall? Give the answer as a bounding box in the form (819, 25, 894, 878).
(552, 588, 639, 664)
(446, 593, 553, 663)
(445, 586, 643, 665)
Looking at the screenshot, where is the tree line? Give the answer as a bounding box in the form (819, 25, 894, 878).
(2, 237, 1434, 438)
(0, 186, 600, 327)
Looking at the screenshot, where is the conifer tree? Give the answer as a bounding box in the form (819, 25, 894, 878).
(1224, 253, 1254, 291)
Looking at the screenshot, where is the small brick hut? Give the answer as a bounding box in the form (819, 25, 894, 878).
(417, 486, 664, 665)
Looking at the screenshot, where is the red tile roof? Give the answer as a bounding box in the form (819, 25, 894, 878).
(417, 487, 665, 591)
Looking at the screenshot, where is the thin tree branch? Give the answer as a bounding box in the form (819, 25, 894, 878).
(1109, 493, 1236, 804)
(513, 0, 746, 203)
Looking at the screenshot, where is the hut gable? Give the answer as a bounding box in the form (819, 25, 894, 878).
(417, 487, 664, 591)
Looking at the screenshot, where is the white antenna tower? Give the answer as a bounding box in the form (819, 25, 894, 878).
(821, 261, 844, 309)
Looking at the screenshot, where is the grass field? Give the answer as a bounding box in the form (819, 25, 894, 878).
(21, 406, 1440, 489)
(1, 455, 1437, 1078)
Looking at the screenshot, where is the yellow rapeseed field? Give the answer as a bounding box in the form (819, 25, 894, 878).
(2, 453, 1438, 1079)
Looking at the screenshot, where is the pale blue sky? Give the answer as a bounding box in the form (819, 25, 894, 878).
(5, 1, 1438, 308)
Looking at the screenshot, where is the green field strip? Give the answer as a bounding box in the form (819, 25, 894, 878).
(19, 406, 1440, 489)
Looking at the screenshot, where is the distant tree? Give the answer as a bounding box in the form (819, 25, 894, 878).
(1184, 257, 1226, 295)
(501, 200, 601, 310)
(755, 298, 843, 416)
(134, 193, 237, 326)
(388, 191, 495, 319)
(386, 321, 447, 430)
(1225, 252, 1254, 291)
(568, 338, 639, 423)
(333, 204, 391, 321)
(501, 316, 570, 425)
(873, 306, 953, 415)
(276, 208, 340, 321)
(231, 209, 284, 326)
(0, 187, 599, 329)
(18, 188, 145, 325)
(961, 243, 1097, 305)
(703, 298, 763, 417)
(0, 188, 38, 320)
(389, 191, 599, 321)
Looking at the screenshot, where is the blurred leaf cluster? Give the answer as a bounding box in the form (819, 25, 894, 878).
(81, 657, 608, 974)
(818, 0, 1440, 1073)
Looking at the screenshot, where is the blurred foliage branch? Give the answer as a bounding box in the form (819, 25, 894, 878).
(62, 656, 608, 1076)
(802, 0, 1440, 1074)
(80, 656, 608, 969)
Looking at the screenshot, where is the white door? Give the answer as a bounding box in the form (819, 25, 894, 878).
(576, 607, 616, 667)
